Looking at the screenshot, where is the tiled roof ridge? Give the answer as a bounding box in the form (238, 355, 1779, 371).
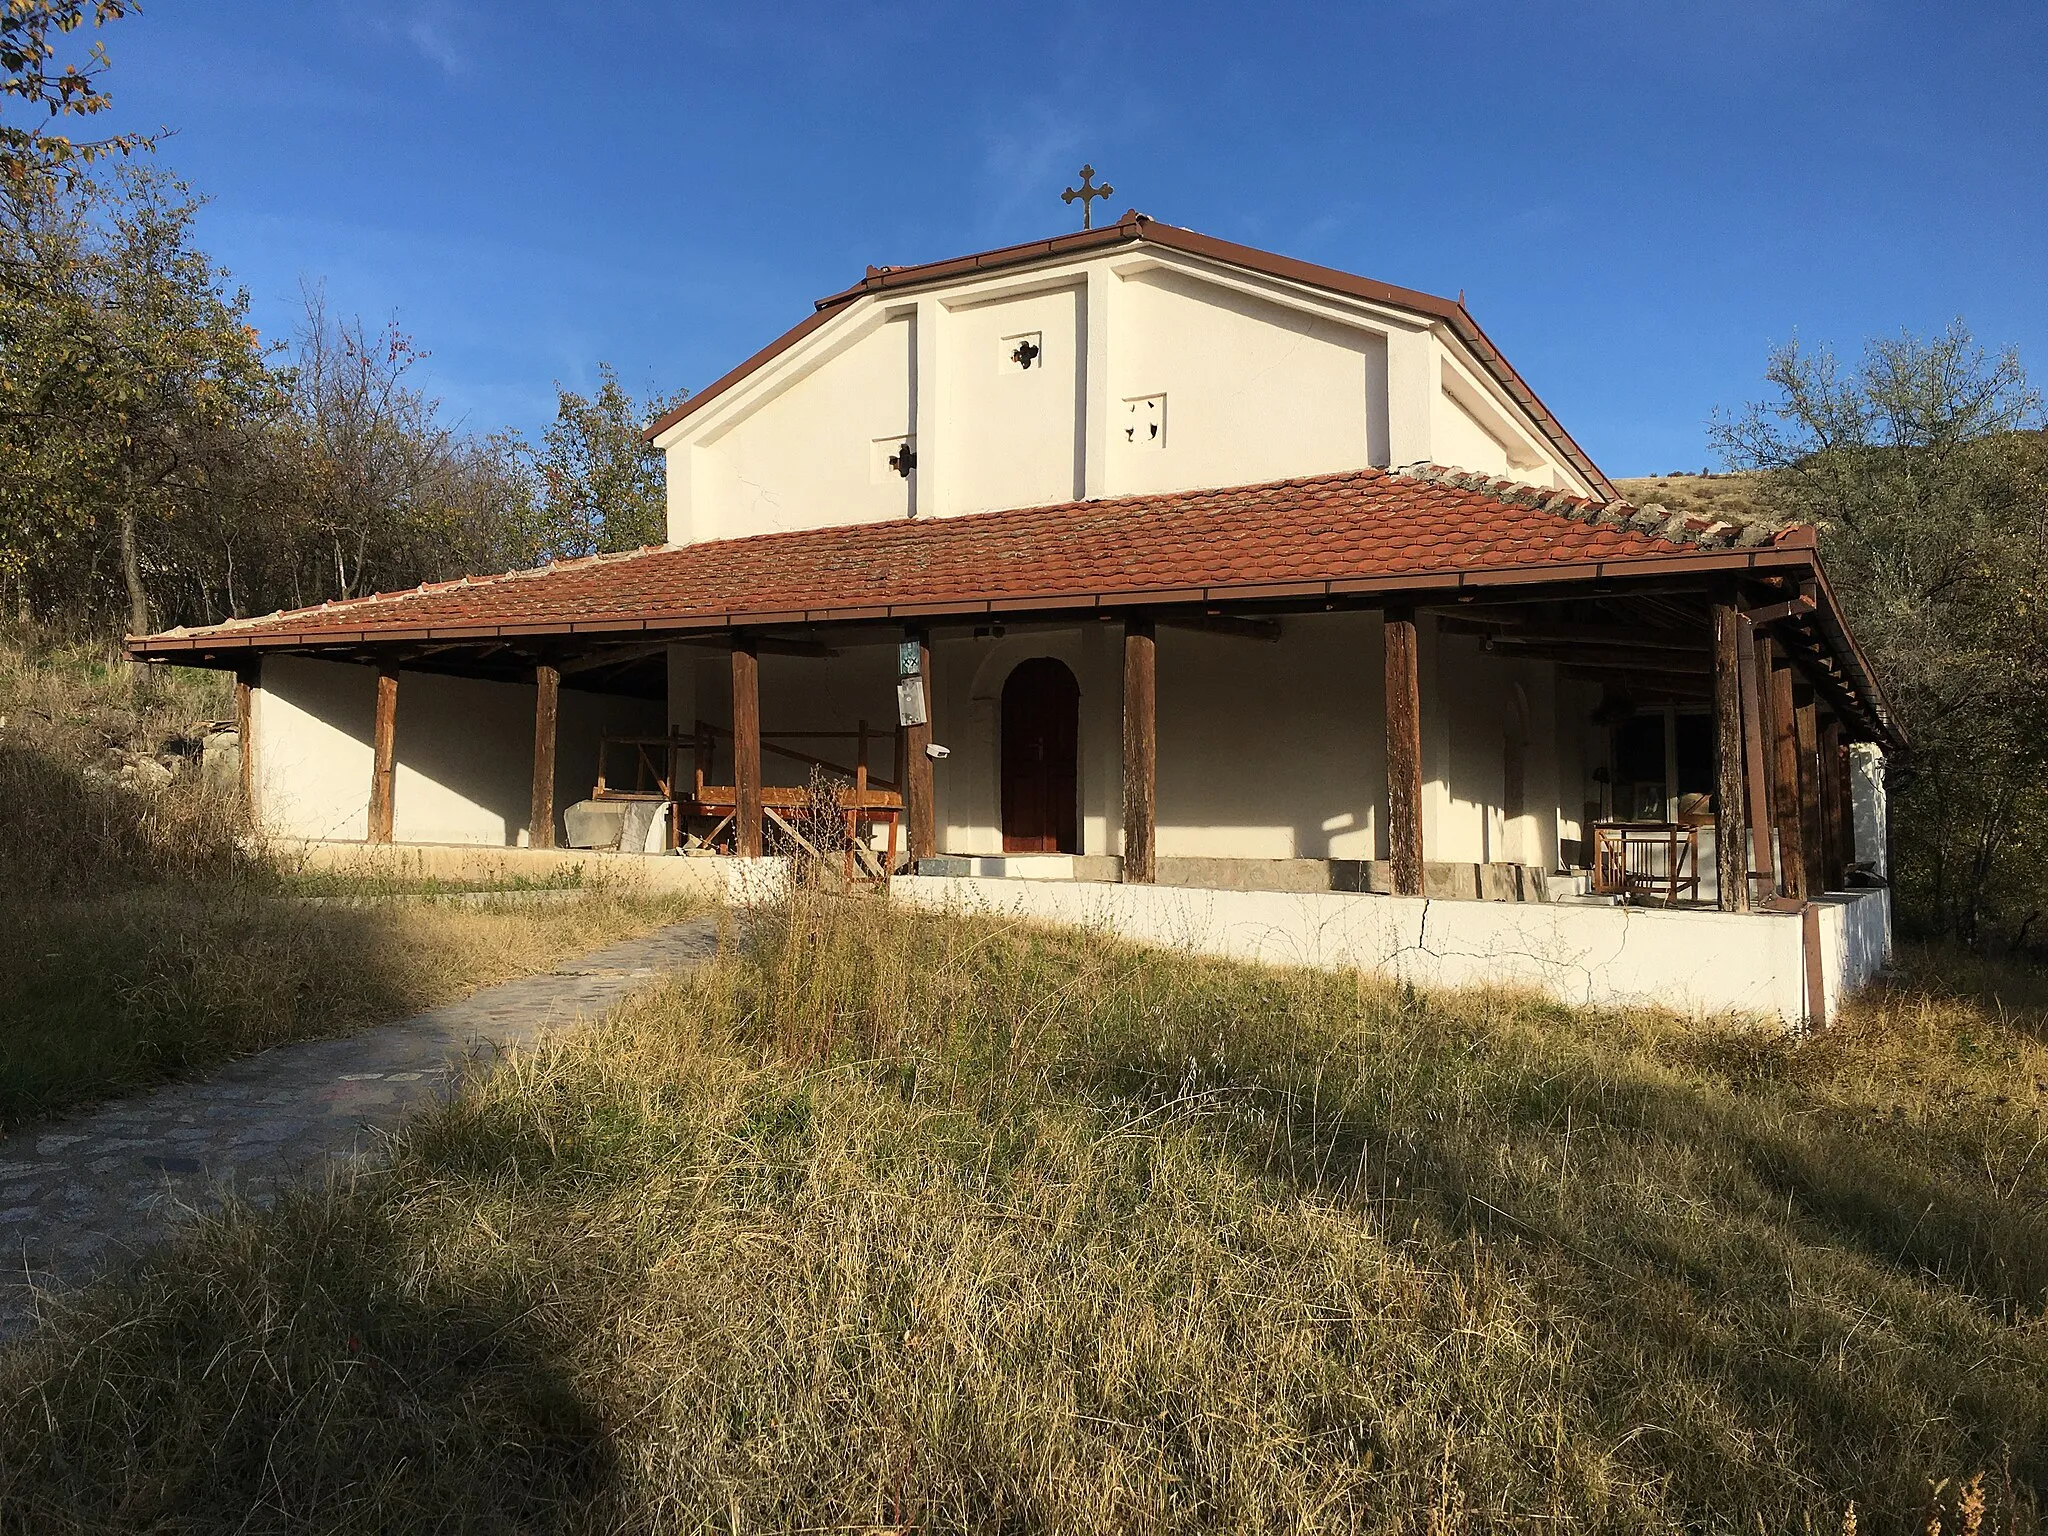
(1392, 463, 1786, 551)
(146, 544, 672, 640)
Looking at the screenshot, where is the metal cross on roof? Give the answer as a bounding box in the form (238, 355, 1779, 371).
(1061, 164, 1113, 229)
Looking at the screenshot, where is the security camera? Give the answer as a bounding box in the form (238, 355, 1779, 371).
(925, 743, 951, 760)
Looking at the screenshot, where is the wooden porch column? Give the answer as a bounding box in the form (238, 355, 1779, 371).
(1769, 650, 1808, 900)
(903, 628, 935, 863)
(1793, 688, 1825, 895)
(1711, 598, 1748, 911)
(1734, 613, 1777, 899)
(1383, 607, 1424, 897)
(234, 660, 258, 828)
(367, 661, 399, 844)
(732, 637, 762, 858)
(530, 662, 560, 850)
(1820, 716, 1849, 888)
(1121, 616, 1157, 884)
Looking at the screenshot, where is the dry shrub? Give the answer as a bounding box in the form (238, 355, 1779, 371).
(4, 896, 2044, 1532)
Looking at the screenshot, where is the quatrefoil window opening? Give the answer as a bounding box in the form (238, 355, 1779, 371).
(1123, 394, 1164, 448)
(889, 441, 916, 478)
(1010, 337, 1041, 370)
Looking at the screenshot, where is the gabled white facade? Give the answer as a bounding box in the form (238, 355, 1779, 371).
(653, 242, 1596, 544)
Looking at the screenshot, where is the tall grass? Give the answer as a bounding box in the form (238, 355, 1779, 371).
(0, 885, 703, 1130)
(0, 626, 254, 896)
(0, 628, 702, 1128)
(4, 888, 2042, 1532)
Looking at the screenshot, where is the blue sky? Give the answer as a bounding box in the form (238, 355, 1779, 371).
(96, 1, 2048, 478)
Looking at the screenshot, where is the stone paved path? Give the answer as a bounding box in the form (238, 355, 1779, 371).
(0, 915, 720, 1339)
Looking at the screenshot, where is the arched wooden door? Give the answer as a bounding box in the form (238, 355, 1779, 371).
(1001, 657, 1080, 853)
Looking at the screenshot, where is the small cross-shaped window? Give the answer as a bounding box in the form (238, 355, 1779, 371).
(1011, 338, 1040, 369)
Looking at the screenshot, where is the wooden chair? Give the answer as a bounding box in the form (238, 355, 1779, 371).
(1591, 821, 1702, 906)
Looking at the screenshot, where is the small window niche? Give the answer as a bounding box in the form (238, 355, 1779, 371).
(1001, 331, 1043, 372)
(871, 433, 916, 484)
(1122, 393, 1165, 449)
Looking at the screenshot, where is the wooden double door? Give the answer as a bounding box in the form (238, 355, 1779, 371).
(1001, 657, 1079, 853)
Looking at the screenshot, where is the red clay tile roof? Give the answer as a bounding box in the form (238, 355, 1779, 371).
(132, 467, 1816, 655)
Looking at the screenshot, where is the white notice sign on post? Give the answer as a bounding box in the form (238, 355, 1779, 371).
(897, 675, 927, 728)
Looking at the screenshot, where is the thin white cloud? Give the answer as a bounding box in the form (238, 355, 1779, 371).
(403, 13, 468, 75)
(353, 1, 476, 77)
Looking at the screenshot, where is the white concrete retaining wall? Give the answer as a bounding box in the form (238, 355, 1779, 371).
(894, 876, 1893, 1027)
(279, 840, 789, 905)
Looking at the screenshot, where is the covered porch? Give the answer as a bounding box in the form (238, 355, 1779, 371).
(130, 466, 1899, 1024)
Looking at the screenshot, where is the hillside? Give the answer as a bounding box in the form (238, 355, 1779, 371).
(2, 892, 2042, 1532)
(1614, 470, 1777, 526)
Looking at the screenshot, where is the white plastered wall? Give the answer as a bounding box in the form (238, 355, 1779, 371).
(1106, 265, 1389, 497)
(711, 613, 1588, 869)
(680, 310, 915, 543)
(1429, 342, 1571, 489)
(895, 879, 1895, 1027)
(1850, 743, 1889, 876)
(658, 246, 1596, 547)
(941, 282, 1086, 514)
(254, 656, 661, 846)
(1424, 624, 1564, 867)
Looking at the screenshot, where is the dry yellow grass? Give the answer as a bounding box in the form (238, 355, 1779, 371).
(0, 627, 255, 896)
(0, 884, 704, 1130)
(0, 627, 702, 1128)
(1613, 471, 1782, 530)
(2, 891, 2042, 1532)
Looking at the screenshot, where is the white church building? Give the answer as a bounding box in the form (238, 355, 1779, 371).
(133, 212, 1897, 1025)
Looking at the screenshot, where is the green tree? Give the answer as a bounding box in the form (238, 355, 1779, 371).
(534, 362, 685, 557)
(160, 287, 547, 625)
(1712, 323, 2048, 946)
(1, 0, 151, 189)
(0, 167, 282, 635)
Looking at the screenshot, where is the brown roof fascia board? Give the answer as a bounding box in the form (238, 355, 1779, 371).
(1333, 572, 1453, 595)
(126, 547, 1835, 664)
(810, 216, 1149, 309)
(1806, 557, 1901, 746)
(1462, 564, 1599, 587)
(1003, 592, 1102, 610)
(1100, 587, 1208, 607)
(1217, 580, 1332, 601)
